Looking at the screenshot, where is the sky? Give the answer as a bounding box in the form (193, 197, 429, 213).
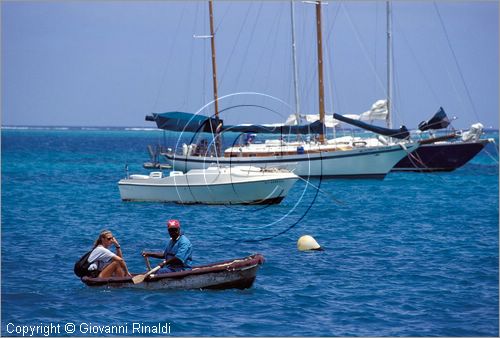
(2, 0, 499, 130)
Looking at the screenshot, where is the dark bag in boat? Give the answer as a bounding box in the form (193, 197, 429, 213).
(74, 250, 94, 278)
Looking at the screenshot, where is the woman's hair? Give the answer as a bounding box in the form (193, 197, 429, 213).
(93, 230, 112, 249)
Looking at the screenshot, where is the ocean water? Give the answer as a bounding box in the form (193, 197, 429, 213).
(1, 128, 498, 336)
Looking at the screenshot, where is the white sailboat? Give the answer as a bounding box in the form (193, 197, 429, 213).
(118, 166, 298, 205)
(149, 1, 418, 178)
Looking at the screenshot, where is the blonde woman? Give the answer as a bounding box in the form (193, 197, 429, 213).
(88, 230, 131, 278)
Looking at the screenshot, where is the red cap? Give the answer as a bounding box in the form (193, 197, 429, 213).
(167, 219, 180, 229)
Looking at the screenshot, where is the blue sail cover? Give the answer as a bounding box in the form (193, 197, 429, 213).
(146, 112, 325, 135)
(333, 113, 410, 139)
(145, 112, 221, 133)
(222, 120, 324, 134)
(418, 107, 450, 131)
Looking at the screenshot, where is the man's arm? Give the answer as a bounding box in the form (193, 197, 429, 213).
(159, 257, 182, 268)
(142, 251, 164, 259)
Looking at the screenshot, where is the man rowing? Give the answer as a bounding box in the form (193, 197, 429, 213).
(142, 219, 193, 273)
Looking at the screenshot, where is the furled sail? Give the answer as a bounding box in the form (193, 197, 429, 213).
(418, 107, 450, 131)
(285, 114, 339, 128)
(340, 100, 388, 122)
(333, 113, 409, 139)
(359, 99, 388, 121)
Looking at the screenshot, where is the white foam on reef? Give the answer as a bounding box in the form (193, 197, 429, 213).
(125, 127, 162, 132)
(2, 126, 161, 131)
(2, 126, 31, 130)
(2, 126, 70, 130)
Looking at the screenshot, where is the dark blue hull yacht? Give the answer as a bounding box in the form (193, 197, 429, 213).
(392, 139, 489, 172)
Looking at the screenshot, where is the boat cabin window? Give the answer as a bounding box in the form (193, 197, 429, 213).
(149, 172, 163, 179)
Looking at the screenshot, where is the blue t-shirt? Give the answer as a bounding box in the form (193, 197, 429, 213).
(163, 234, 192, 270)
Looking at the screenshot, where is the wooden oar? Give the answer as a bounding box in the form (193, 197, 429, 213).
(132, 265, 162, 284)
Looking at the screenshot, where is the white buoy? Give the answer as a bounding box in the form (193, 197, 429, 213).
(297, 235, 323, 251)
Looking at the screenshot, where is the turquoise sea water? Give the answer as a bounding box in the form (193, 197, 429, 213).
(1, 128, 499, 336)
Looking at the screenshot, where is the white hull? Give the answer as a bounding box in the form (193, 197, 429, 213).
(118, 166, 298, 204)
(165, 143, 418, 179)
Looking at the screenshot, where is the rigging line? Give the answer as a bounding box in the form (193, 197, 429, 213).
(299, 5, 314, 108)
(392, 15, 441, 110)
(339, 2, 387, 95)
(322, 4, 336, 116)
(324, 34, 336, 117)
(389, 4, 400, 124)
(386, 43, 399, 125)
(482, 139, 499, 164)
(243, 157, 324, 243)
(432, 39, 468, 119)
(328, 2, 342, 115)
(391, 43, 403, 126)
(231, 1, 264, 95)
(214, 1, 232, 34)
(205, 112, 220, 166)
(324, 1, 342, 56)
(214, 172, 316, 241)
(219, 2, 253, 88)
(249, 4, 279, 89)
(295, 175, 345, 205)
(152, 2, 187, 113)
(290, 0, 301, 121)
(248, 6, 284, 109)
(182, 3, 200, 108)
(407, 153, 432, 173)
(432, 1, 481, 122)
(262, 7, 285, 98)
(403, 145, 449, 184)
(374, 1, 379, 98)
(482, 148, 499, 165)
(403, 145, 447, 182)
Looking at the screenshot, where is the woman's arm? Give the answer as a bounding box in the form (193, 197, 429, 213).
(111, 238, 123, 258)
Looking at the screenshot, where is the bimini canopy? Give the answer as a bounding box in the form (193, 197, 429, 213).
(418, 107, 450, 131)
(145, 112, 221, 133)
(146, 112, 325, 135)
(333, 113, 410, 139)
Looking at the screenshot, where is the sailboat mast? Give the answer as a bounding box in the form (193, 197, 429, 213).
(315, 0, 326, 144)
(208, 0, 221, 157)
(290, 0, 301, 125)
(208, 0, 219, 120)
(386, 0, 393, 129)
